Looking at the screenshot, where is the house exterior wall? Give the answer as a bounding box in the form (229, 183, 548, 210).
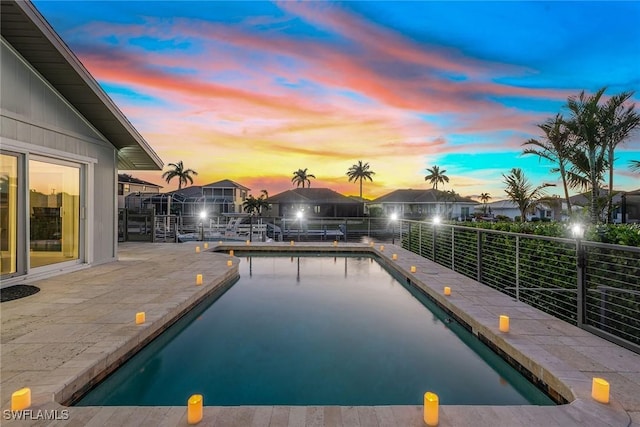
(1, 38, 119, 279)
(118, 182, 160, 209)
(373, 202, 475, 219)
(273, 202, 363, 218)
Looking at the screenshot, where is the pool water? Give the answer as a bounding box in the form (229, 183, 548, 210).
(77, 254, 555, 406)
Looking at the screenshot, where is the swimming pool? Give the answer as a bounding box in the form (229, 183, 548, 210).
(77, 254, 554, 406)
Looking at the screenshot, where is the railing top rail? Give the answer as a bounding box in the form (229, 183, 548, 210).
(400, 219, 577, 245)
(582, 240, 640, 254)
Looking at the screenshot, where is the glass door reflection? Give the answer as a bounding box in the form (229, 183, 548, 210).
(29, 159, 80, 268)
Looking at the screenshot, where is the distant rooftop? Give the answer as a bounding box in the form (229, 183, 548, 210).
(372, 189, 476, 204)
(118, 174, 162, 188)
(267, 188, 359, 204)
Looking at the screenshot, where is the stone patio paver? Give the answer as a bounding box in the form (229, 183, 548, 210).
(1, 241, 639, 426)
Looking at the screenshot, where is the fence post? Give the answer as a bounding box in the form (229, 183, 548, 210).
(515, 235, 520, 301)
(476, 229, 482, 282)
(451, 227, 455, 271)
(344, 219, 348, 242)
(152, 208, 156, 243)
(419, 223, 422, 257)
(576, 239, 586, 327)
(432, 224, 437, 262)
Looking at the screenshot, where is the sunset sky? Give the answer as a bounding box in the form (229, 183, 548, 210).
(33, 1, 640, 200)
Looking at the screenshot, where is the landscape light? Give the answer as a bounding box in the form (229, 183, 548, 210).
(571, 223, 584, 239)
(199, 211, 206, 219)
(296, 211, 303, 219)
(390, 212, 398, 221)
(433, 216, 441, 225)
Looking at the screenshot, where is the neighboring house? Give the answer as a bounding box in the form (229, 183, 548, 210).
(567, 189, 624, 223)
(118, 174, 161, 209)
(475, 200, 553, 221)
(620, 189, 640, 224)
(266, 188, 364, 217)
(1, 0, 162, 284)
(368, 189, 477, 220)
(139, 180, 250, 216)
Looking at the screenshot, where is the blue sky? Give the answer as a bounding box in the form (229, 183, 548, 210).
(33, 0, 640, 198)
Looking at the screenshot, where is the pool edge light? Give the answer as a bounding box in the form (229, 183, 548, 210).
(187, 394, 203, 424)
(11, 388, 31, 411)
(135, 312, 145, 325)
(592, 378, 610, 403)
(499, 315, 509, 332)
(423, 391, 439, 426)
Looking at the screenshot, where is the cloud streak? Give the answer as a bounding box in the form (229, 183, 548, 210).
(33, 0, 640, 197)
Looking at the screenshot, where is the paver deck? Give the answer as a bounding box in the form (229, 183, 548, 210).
(1, 242, 639, 426)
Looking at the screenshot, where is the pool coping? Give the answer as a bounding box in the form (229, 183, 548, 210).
(1, 242, 639, 426)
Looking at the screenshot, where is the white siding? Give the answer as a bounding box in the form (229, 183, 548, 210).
(1, 39, 118, 265)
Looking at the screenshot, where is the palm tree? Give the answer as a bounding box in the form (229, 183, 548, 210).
(424, 165, 449, 190)
(503, 168, 552, 223)
(479, 192, 491, 214)
(291, 168, 315, 188)
(523, 114, 574, 215)
(442, 189, 458, 219)
(600, 91, 640, 222)
(161, 161, 198, 190)
(346, 161, 375, 199)
(243, 190, 270, 216)
(256, 190, 270, 215)
(565, 88, 608, 224)
(243, 195, 259, 215)
(631, 160, 640, 173)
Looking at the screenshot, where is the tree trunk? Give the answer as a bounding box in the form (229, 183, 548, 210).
(559, 163, 572, 216)
(607, 147, 614, 223)
(590, 152, 599, 224)
(359, 179, 363, 199)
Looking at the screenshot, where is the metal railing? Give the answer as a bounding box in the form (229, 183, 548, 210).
(399, 220, 640, 354)
(117, 210, 640, 352)
(119, 213, 400, 243)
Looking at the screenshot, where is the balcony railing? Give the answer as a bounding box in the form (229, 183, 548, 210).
(398, 219, 640, 354)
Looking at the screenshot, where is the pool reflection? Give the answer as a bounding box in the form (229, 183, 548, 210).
(77, 255, 554, 407)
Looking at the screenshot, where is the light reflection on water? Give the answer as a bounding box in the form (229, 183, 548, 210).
(78, 255, 555, 406)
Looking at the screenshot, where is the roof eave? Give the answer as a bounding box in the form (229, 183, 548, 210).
(1, 0, 163, 170)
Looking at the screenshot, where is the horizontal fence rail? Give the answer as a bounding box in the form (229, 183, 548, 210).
(400, 220, 640, 354)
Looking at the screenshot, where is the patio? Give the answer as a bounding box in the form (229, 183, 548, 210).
(1, 242, 639, 426)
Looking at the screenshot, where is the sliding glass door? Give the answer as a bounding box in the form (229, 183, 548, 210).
(29, 159, 81, 268)
(1, 153, 18, 275)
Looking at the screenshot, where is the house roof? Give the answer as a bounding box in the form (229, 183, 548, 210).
(201, 179, 250, 190)
(483, 200, 519, 209)
(569, 189, 625, 206)
(267, 188, 359, 204)
(371, 189, 476, 204)
(480, 199, 552, 211)
(1, 0, 162, 170)
(118, 174, 162, 188)
(169, 186, 203, 198)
